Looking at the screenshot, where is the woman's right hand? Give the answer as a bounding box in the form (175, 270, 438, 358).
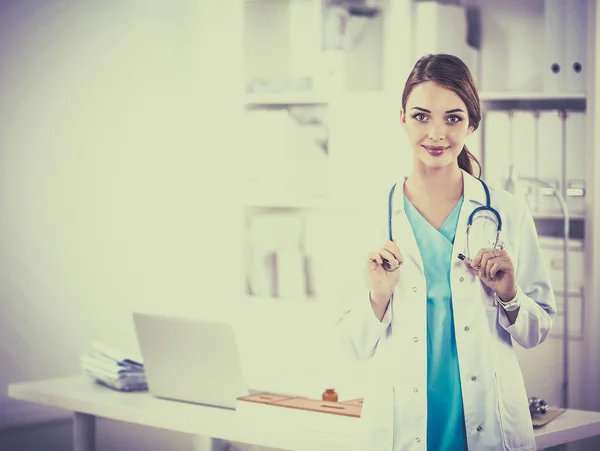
(366, 240, 403, 305)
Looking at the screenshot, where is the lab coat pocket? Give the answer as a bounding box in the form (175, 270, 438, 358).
(459, 259, 496, 311)
(494, 372, 536, 451)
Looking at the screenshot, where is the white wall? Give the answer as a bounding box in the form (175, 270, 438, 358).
(244, 0, 384, 93)
(0, 0, 244, 447)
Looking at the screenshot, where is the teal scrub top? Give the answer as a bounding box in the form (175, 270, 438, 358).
(403, 194, 468, 451)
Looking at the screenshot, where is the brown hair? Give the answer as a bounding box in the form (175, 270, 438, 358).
(401, 53, 482, 178)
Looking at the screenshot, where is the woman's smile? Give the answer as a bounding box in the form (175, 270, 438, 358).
(422, 144, 450, 156)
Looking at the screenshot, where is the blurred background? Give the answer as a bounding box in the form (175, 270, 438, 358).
(0, 0, 599, 450)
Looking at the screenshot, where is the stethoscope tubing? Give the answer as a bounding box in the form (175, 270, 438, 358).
(382, 178, 502, 272)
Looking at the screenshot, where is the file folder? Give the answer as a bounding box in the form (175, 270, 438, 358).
(564, 0, 587, 92)
(536, 111, 563, 214)
(543, 0, 566, 93)
(482, 111, 511, 190)
(511, 112, 538, 212)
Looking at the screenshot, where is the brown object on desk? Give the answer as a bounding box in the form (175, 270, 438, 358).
(277, 397, 361, 417)
(322, 388, 338, 402)
(532, 408, 567, 428)
(238, 393, 363, 418)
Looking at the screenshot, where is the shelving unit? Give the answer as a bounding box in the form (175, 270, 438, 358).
(242, 294, 331, 310)
(242, 195, 374, 211)
(245, 90, 588, 110)
(245, 92, 331, 108)
(245, 90, 587, 105)
(242, 195, 329, 209)
(479, 91, 587, 111)
(240, 0, 600, 429)
(479, 91, 587, 101)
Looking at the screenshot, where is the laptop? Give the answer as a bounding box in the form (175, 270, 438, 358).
(132, 312, 257, 410)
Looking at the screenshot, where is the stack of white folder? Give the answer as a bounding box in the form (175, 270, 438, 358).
(80, 342, 147, 392)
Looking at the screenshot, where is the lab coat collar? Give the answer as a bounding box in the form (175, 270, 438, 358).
(391, 169, 487, 214)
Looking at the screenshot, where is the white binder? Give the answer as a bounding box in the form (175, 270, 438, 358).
(565, 112, 586, 215)
(543, 0, 566, 93)
(511, 112, 538, 212)
(564, 0, 588, 92)
(482, 111, 511, 191)
(536, 111, 564, 214)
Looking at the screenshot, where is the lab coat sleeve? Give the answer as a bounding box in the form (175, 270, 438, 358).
(335, 196, 394, 362)
(498, 202, 557, 348)
(336, 291, 392, 361)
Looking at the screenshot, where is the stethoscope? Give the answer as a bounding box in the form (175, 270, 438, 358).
(382, 178, 503, 272)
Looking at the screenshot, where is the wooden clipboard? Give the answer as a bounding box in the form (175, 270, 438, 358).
(238, 393, 363, 418)
(532, 408, 566, 428)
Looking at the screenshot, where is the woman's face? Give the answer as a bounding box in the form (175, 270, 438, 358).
(400, 81, 474, 171)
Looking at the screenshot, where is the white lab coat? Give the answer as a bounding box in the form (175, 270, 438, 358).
(337, 170, 556, 451)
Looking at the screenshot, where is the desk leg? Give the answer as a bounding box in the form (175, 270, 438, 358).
(73, 412, 96, 451)
(193, 435, 226, 451)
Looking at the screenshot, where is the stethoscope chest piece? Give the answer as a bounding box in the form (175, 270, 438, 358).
(382, 259, 401, 272)
(528, 397, 549, 416)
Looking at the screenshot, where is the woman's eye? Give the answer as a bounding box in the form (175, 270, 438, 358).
(413, 114, 427, 121)
(447, 115, 463, 123)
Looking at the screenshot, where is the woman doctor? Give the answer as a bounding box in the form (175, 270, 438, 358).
(337, 54, 556, 451)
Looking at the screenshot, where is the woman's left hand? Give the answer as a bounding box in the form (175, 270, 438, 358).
(464, 248, 517, 301)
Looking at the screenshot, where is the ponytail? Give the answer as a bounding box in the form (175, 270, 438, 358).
(458, 145, 481, 178)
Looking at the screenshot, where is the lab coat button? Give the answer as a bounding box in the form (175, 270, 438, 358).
(412, 286, 418, 292)
(413, 387, 418, 393)
(416, 437, 421, 443)
(459, 276, 465, 282)
(477, 425, 483, 432)
(413, 337, 419, 342)
(464, 326, 470, 332)
(471, 376, 477, 381)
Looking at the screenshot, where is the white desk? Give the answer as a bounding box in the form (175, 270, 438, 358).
(8, 376, 600, 451)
